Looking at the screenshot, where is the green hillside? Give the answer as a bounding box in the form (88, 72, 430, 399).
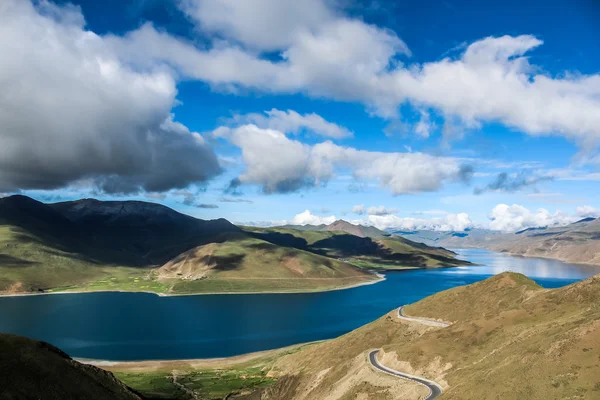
(244, 225, 467, 269)
(0, 195, 377, 294)
(157, 232, 377, 294)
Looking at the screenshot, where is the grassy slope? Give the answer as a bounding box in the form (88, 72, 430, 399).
(0, 227, 376, 295)
(0, 224, 171, 293)
(244, 226, 467, 270)
(156, 233, 377, 294)
(0, 334, 142, 400)
(0, 196, 376, 294)
(251, 272, 600, 400)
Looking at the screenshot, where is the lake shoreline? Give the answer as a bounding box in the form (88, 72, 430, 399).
(78, 340, 323, 367)
(0, 272, 386, 298)
(2, 250, 599, 362)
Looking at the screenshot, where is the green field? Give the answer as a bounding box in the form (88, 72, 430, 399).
(104, 344, 312, 399)
(114, 366, 276, 399)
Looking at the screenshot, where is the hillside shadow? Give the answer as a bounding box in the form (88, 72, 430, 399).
(310, 235, 378, 257)
(0, 254, 38, 267)
(249, 232, 308, 250)
(199, 253, 246, 271)
(246, 242, 276, 250)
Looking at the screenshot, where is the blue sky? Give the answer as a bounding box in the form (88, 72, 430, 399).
(2, 0, 600, 231)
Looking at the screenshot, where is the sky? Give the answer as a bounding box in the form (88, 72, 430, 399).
(1, 0, 600, 232)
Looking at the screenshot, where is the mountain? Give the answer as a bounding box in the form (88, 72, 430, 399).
(0, 334, 142, 400)
(395, 217, 600, 265)
(280, 219, 388, 238)
(488, 217, 600, 265)
(0, 195, 377, 294)
(324, 219, 388, 238)
(49, 198, 241, 265)
(157, 232, 376, 293)
(391, 228, 504, 248)
(244, 225, 468, 270)
(237, 271, 600, 399)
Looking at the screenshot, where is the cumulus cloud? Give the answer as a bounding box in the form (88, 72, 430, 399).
(351, 204, 366, 215)
(178, 0, 333, 51)
(279, 205, 598, 232)
(289, 210, 336, 226)
(173, 190, 196, 206)
(367, 206, 399, 216)
(365, 213, 473, 232)
(474, 172, 553, 195)
(0, 0, 220, 193)
(576, 205, 599, 218)
(107, 0, 600, 146)
(414, 110, 433, 139)
(488, 204, 576, 232)
(276, 210, 471, 231)
(215, 124, 470, 194)
(232, 109, 352, 139)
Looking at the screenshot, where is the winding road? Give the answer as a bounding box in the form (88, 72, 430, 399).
(367, 306, 452, 399)
(397, 306, 451, 328)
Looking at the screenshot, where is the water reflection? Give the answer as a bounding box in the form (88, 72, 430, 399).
(452, 249, 599, 280)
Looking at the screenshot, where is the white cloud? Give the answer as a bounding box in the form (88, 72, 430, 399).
(178, 0, 333, 51)
(576, 205, 599, 218)
(290, 210, 336, 226)
(351, 204, 366, 215)
(215, 124, 470, 194)
(488, 204, 576, 232)
(414, 110, 433, 138)
(232, 109, 352, 139)
(109, 1, 600, 146)
(367, 206, 398, 216)
(0, 0, 220, 193)
(362, 213, 473, 232)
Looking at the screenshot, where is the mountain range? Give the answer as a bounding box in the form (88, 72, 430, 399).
(281, 219, 389, 238)
(0, 195, 466, 294)
(393, 217, 600, 265)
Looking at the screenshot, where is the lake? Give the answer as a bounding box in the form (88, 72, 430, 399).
(1, 249, 599, 361)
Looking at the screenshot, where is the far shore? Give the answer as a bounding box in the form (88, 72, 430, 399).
(0, 272, 386, 298)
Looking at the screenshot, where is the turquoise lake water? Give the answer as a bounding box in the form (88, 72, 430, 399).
(0, 249, 598, 361)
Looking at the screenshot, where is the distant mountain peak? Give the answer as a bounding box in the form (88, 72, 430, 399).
(325, 219, 386, 238)
(573, 217, 597, 224)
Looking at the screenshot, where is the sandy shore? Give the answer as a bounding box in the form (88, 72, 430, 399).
(78, 341, 322, 371)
